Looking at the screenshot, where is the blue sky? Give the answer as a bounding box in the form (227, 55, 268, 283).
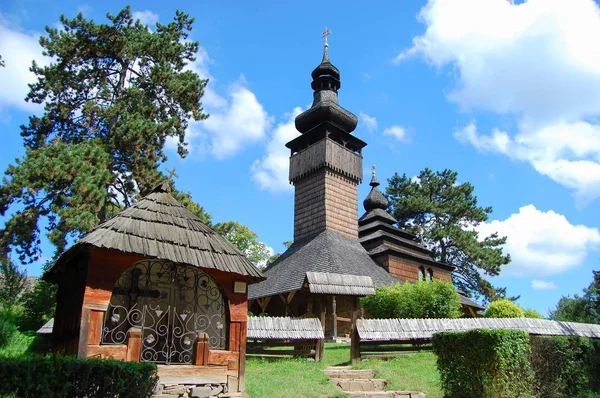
(1, 0, 600, 315)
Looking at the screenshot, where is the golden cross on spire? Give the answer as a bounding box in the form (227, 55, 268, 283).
(322, 27, 332, 47)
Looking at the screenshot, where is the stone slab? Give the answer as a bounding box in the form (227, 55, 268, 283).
(330, 378, 387, 392)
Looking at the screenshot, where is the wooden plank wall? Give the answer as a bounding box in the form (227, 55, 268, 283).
(65, 247, 250, 393)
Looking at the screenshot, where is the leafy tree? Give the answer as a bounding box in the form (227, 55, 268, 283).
(213, 221, 271, 269)
(0, 55, 4, 67)
(267, 240, 293, 265)
(0, 6, 209, 264)
(361, 280, 462, 319)
(485, 299, 525, 318)
(20, 279, 57, 331)
(550, 270, 599, 324)
(386, 168, 511, 302)
(0, 258, 27, 307)
(523, 308, 544, 319)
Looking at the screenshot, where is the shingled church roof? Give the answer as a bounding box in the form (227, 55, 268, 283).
(248, 230, 397, 299)
(47, 182, 265, 282)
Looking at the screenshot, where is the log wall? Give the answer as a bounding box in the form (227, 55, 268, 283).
(55, 247, 250, 393)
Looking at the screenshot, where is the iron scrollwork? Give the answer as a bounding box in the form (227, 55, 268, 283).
(102, 260, 226, 364)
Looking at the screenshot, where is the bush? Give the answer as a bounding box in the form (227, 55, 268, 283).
(531, 336, 600, 398)
(361, 280, 462, 319)
(432, 329, 534, 398)
(523, 308, 544, 319)
(0, 356, 158, 397)
(485, 299, 526, 318)
(0, 318, 17, 348)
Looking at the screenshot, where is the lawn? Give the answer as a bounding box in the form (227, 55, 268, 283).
(245, 343, 443, 398)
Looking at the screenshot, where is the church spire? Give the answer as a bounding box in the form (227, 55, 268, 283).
(363, 165, 390, 212)
(292, 29, 359, 139)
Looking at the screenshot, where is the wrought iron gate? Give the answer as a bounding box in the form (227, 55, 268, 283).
(102, 260, 226, 364)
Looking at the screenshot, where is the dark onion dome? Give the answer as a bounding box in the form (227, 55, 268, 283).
(363, 172, 389, 212)
(295, 44, 358, 134)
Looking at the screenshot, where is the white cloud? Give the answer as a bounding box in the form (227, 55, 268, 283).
(383, 125, 409, 142)
(401, 0, 600, 204)
(251, 108, 302, 193)
(132, 10, 159, 26)
(531, 280, 557, 290)
(455, 122, 600, 205)
(476, 204, 600, 277)
(203, 83, 272, 159)
(359, 111, 378, 132)
(0, 17, 46, 113)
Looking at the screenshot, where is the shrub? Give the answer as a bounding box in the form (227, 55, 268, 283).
(361, 280, 462, 319)
(523, 308, 544, 319)
(485, 299, 526, 318)
(432, 329, 534, 398)
(0, 356, 158, 397)
(531, 336, 600, 398)
(0, 318, 17, 348)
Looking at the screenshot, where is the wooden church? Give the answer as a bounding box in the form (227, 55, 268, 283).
(248, 39, 483, 337)
(44, 182, 265, 396)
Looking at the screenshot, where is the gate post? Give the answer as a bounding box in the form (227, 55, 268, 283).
(195, 333, 209, 366)
(126, 328, 142, 362)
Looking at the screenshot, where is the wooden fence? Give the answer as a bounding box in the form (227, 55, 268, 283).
(247, 316, 325, 361)
(351, 317, 600, 362)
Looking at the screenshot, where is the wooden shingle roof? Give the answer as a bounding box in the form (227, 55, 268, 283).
(48, 182, 265, 282)
(356, 318, 600, 340)
(247, 316, 324, 340)
(248, 230, 397, 299)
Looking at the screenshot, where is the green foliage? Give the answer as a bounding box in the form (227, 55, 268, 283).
(0, 258, 26, 307)
(550, 270, 600, 324)
(523, 308, 544, 319)
(0, 318, 17, 349)
(530, 336, 600, 398)
(0, 6, 209, 263)
(485, 299, 526, 318)
(20, 279, 57, 331)
(361, 280, 462, 319)
(0, 356, 157, 397)
(214, 221, 271, 269)
(432, 329, 534, 398)
(386, 168, 511, 301)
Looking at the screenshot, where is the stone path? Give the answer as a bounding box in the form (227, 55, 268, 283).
(323, 366, 425, 398)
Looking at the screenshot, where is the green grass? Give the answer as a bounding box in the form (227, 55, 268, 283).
(0, 330, 41, 357)
(245, 343, 442, 398)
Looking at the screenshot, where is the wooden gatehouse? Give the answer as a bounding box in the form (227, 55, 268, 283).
(44, 182, 265, 397)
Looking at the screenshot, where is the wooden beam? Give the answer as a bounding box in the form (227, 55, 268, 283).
(332, 295, 337, 338)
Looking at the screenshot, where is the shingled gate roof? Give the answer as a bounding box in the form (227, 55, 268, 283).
(248, 229, 397, 299)
(48, 182, 265, 282)
(247, 316, 324, 340)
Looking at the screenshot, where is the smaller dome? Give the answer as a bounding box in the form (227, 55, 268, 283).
(363, 173, 389, 212)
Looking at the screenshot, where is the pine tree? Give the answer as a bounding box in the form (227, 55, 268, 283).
(386, 168, 511, 301)
(0, 7, 209, 263)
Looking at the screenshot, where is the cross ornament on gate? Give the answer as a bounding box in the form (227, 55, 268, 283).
(113, 268, 161, 301)
(322, 27, 332, 47)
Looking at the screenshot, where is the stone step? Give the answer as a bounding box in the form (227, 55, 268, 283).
(329, 378, 387, 392)
(322, 369, 377, 379)
(347, 392, 425, 398)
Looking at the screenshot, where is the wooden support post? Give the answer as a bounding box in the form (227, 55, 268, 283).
(350, 297, 361, 363)
(351, 325, 360, 363)
(307, 296, 313, 316)
(315, 338, 324, 362)
(195, 333, 209, 366)
(320, 297, 326, 331)
(332, 295, 337, 338)
(126, 328, 142, 362)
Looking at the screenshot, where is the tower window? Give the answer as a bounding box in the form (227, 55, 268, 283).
(418, 266, 425, 281)
(427, 268, 433, 281)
